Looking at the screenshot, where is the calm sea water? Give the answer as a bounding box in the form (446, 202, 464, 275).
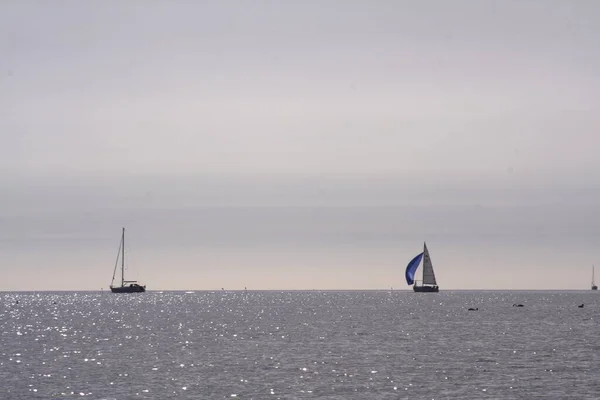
(1, 290, 598, 399)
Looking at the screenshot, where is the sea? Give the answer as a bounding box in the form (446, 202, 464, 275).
(1, 290, 598, 399)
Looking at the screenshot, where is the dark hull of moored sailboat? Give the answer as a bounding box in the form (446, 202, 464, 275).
(593, 285, 598, 291)
(413, 285, 439, 293)
(110, 284, 146, 293)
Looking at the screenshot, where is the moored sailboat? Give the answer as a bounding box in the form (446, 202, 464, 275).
(592, 265, 598, 291)
(405, 242, 439, 292)
(110, 228, 146, 293)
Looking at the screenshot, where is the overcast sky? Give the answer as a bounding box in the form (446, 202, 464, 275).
(1, 1, 599, 290)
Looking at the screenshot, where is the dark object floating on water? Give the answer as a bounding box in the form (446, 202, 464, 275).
(468, 307, 479, 311)
(578, 304, 584, 308)
(110, 228, 146, 293)
(405, 242, 440, 293)
(513, 304, 524, 307)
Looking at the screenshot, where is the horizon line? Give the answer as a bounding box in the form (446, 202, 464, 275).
(1, 288, 596, 293)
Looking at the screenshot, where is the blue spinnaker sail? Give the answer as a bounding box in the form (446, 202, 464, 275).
(405, 252, 424, 285)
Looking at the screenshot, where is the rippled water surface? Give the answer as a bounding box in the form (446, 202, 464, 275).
(1, 291, 598, 399)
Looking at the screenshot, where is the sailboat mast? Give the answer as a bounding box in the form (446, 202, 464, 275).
(422, 242, 427, 282)
(121, 227, 125, 287)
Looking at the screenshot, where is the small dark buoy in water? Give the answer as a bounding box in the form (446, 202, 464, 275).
(468, 307, 478, 311)
(513, 304, 524, 307)
(578, 304, 584, 308)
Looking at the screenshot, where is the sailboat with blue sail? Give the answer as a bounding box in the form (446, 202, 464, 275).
(405, 242, 439, 292)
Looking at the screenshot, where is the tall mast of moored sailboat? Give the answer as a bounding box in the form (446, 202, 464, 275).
(121, 228, 125, 287)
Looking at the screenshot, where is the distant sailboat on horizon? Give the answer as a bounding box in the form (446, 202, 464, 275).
(405, 242, 439, 293)
(592, 265, 598, 291)
(110, 228, 146, 293)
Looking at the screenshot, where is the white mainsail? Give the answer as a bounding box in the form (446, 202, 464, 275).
(422, 242, 437, 285)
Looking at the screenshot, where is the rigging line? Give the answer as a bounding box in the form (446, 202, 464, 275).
(110, 237, 122, 287)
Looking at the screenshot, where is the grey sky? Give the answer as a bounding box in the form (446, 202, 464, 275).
(1, 1, 599, 290)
